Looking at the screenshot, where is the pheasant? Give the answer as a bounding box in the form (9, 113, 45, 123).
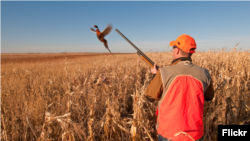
(90, 24, 113, 54)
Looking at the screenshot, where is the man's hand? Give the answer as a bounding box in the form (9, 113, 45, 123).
(151, 63, 158, 74)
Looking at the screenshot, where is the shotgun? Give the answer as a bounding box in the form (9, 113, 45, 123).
(115, 29, 159, 70)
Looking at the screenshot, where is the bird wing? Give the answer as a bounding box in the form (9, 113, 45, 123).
(101, 24, 113, 37)
(90, 28, 96, 33)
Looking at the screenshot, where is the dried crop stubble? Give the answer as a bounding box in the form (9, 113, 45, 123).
(1, 51, 250, 141)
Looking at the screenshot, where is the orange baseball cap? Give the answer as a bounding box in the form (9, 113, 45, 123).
(169, 34, 196, 53)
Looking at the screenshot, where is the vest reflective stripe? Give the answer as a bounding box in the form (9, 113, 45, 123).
(157, 76, 204, 141)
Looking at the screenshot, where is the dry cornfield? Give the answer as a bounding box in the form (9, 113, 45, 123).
(1, 49, 250, 141)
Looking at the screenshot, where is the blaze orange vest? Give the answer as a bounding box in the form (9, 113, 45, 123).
(156, 61, 211, 141)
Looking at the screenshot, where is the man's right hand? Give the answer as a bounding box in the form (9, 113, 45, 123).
(151, 63, 158, 74)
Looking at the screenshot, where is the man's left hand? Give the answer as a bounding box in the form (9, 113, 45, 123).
(151, 63, 158, 74)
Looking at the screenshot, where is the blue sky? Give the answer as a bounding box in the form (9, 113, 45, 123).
(1, 1, 250, 53)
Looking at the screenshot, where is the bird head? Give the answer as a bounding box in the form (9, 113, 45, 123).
(94, 25, 98, 28)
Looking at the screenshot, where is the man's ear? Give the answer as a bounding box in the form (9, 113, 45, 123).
(176, 48, 180, 54)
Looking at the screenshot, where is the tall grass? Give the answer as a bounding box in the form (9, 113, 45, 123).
(1, 50, 250, 141)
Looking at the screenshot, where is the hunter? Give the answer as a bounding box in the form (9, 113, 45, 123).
(145, 34, 214, 141)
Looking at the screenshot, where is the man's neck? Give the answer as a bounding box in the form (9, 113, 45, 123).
(171, 57, 192, 65)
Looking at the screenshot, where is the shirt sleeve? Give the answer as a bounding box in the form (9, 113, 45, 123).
(204, 79, 215, 101)
(145, 70, 163, 102)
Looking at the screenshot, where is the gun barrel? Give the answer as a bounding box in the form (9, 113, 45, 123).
(115, 29, 156, 67)
(115, 29, 141, 52)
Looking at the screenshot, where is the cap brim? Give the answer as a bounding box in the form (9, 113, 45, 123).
(189, 50, 195, 53)
(169, 41, 176, 46)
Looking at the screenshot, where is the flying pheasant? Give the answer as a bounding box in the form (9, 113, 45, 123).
(90, 24, 113, 54)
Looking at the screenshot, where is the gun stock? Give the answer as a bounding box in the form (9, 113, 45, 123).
(141, 56, 154, 69)
(115, 29, 159, 70)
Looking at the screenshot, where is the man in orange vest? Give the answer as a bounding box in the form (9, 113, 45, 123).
(145, 34, 214, 141)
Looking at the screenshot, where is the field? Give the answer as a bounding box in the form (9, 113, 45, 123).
(1, 50, 250, 141)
